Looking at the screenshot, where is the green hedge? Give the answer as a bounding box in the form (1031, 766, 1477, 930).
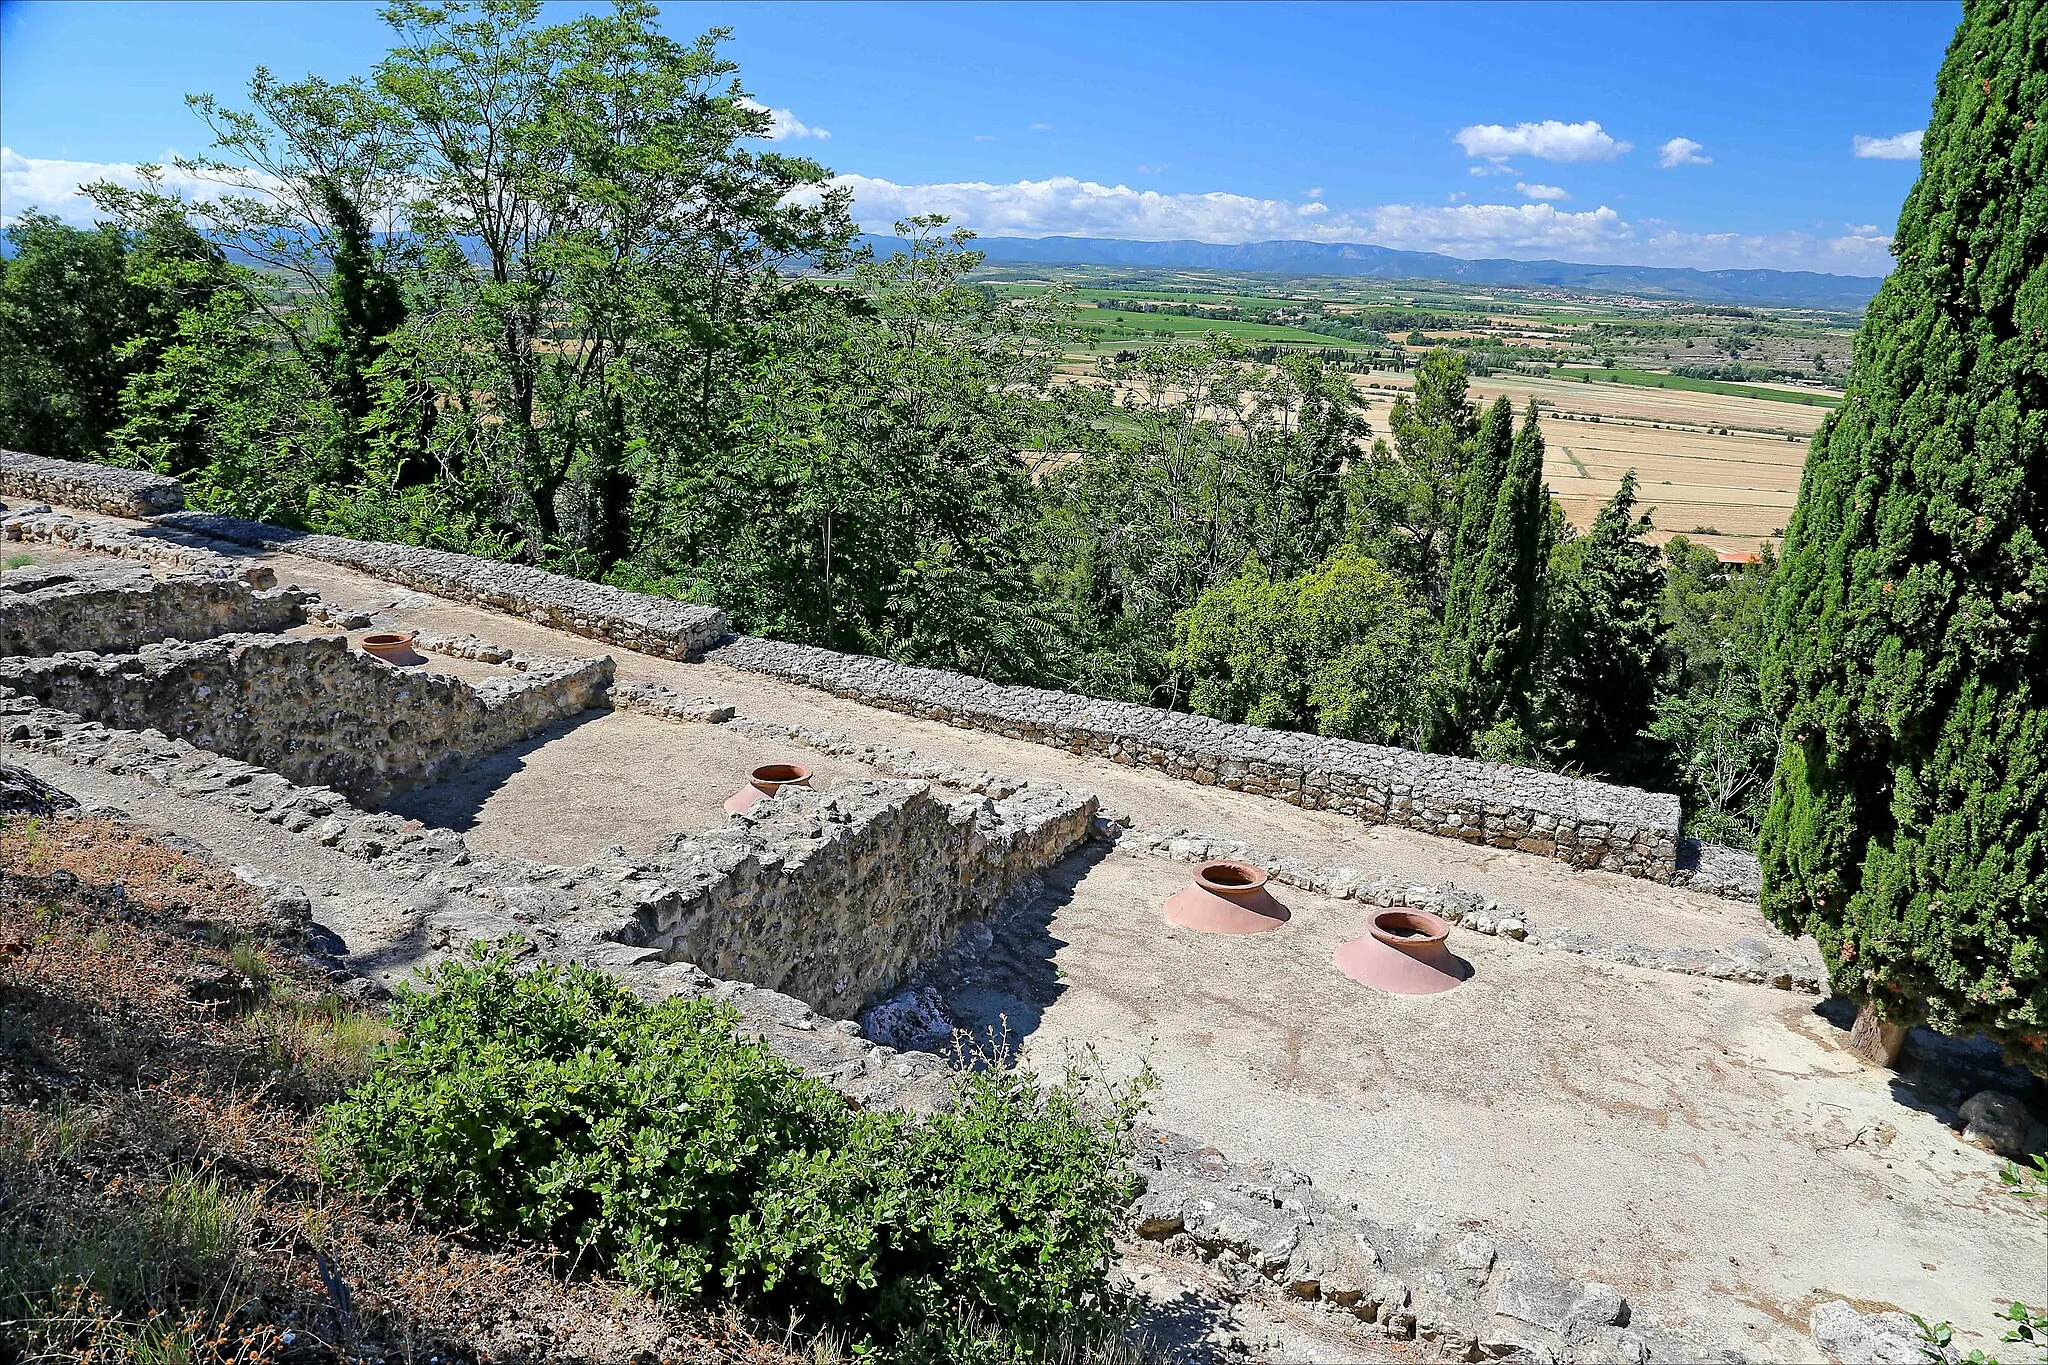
(316, 950, 1144, 1360)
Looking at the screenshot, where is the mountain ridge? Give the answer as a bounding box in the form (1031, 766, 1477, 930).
(859, 234, 1884, 310)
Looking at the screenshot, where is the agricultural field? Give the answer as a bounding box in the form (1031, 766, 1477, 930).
(990, 262, 1846, 556)
(1354, 370, 1821, 554)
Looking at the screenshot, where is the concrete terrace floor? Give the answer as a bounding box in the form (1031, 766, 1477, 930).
(5, 515, 2043, 1361)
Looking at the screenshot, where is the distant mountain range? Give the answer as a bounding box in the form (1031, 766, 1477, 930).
(860, 235, 1885, 311)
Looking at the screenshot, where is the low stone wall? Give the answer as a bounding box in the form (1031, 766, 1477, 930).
(3, 508, 275, 585)
(1, 562, 308, 658)
(154, 510, 729, 660)
(607, 778, 1096, 1011)
(0, 449, 187, 518)
(0, 633, 612, 806)
(707, 636, 1684, 880)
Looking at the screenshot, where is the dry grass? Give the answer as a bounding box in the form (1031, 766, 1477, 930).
(0, 813, 809, 1365)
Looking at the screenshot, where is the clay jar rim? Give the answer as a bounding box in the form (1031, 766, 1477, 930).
(1193, 859, 1270, 898)
(359, 630, 417, 650)
(748, 762, 812, 793)
(1369, 908, 1451, 949)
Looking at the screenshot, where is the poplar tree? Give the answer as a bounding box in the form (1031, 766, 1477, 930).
(1758, 0, 2046, 1067)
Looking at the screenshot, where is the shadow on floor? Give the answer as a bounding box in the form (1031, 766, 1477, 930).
(912, 840, 1114, 1065)
(1810, 996, 2047, 1141)
(380, 709, 611, 834)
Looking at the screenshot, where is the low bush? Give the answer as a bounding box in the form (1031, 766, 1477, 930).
(317, 949, 1146, 1361)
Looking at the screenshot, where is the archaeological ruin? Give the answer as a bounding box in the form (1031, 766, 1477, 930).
(2, 446, 2041, 1364)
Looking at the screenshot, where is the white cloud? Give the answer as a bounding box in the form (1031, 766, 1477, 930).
(1454, 120, 1630, 163)
(1303, 186, 1324, 200)
(1138, 163, 1167, 174)
(1852, 130, 1922, 160)
(824, 171, 1896, 273)
(1029, 122, 1054, 132)
(738, 97, 830, 141)
(1469, 158, 1517, 177)
(1515, 182, 1569, 201)
(1658, 137, 1711, 168)
(974, 134, 996, 143)
(0, 146, 242, 225)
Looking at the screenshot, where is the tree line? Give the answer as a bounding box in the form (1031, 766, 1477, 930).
(0, 0, 1778, 849)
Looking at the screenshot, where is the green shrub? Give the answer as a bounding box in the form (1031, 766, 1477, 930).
(317, 950, 1144, 1359)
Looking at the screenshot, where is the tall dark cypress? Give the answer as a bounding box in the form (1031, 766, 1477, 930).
(1437, 396, 1514, 747)
(1758, 0, 2046, 1067)
(312, 176, 406, 481)
(1446, 400, 1549, 746)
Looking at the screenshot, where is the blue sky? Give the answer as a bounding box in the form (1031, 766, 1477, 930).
(1, 0, 1956, 275)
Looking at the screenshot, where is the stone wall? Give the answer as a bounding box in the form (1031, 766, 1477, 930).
(1, 562, 308, 659)
(707, 636, 1684, 880)
(604, 778, 1097, 1011)
(3, 507, 274, 584)
(156, 510, 729, 660)
(0, 449, 187, 517)
(0, 633, 612, 806)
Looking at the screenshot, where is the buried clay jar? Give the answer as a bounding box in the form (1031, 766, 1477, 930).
(1163, 858, 1290, 935)
(358, 630, 423, 665)
(724, 762, 813, 816)
(1335, 908, 1472, 994)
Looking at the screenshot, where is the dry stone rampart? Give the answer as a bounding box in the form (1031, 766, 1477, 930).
(0, 633, 612, 805)
(707, 636, 1684, 880)
(0, 449, 187, 517)
(155, 510, 729, 659)
(1, 562, 308, 658)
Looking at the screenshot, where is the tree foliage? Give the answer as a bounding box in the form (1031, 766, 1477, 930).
(1170, 551, 1440, 745)
(1758, 0, 2046, 1064)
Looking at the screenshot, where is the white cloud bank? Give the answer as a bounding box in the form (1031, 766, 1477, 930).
(1658, 137, 1711, 168)
(0, 147, 240, 226)
(828, 172, 1894, 273)
(1515, 182, 1569, 201)
(3, 147, 1894, 276)
(738, 98, 829, 141)
(1455, 120, 1630, 163)
(1852, 130, 1922, 160)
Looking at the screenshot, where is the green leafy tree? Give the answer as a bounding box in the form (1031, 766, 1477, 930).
(0, 213, 150, 462)
(1757, 0, 2047, 1067)
(1539, 470, 1667, 782)
(1650, 537, 1780, 848)
(1349, 347, 1478, 609)
(1170, 550, 1441, 746)
(1039, 334, 1367, 703)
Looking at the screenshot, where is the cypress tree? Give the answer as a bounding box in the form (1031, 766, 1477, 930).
(1539, 470, 1664, 781)
(1757, 0, 2046, 1067)
(1442, 399, 1548, 748)
(311, 176, 406, 482)
(1441, 396, 1516, 662)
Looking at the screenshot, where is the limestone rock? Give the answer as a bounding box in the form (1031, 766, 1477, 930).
(1810, 1299, 1929, 1364)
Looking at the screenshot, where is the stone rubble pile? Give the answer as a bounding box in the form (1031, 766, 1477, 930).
(1, 560, 309, 658)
